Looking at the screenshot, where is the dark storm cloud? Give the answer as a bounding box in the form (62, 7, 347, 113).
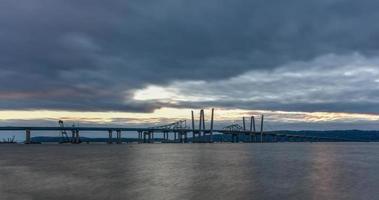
(1, 0, 379, 112)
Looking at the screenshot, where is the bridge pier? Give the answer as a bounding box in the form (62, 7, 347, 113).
(73, 130, 80, 144)
(258, 135, 262, 143)
(202, 131, 213, 143)
(108, 130, 113, 144)
(25, 129, 31, 144)
(192, 131, 201, 143)
(264, 135, 268, 142)
(231, 133, 239, 143)
(163, 131, 168, 142)
(250, 134, 255, 143)
(138, 131, 142, 143)
(143, 132, 147, 143)
(245, 133, 251, 143)
(276, 135, 281, 142)
(116, 130, 122, 144)
(183, 132, 188, 143)
(178, 131, 186, 143)
(143, 131, 153, 143)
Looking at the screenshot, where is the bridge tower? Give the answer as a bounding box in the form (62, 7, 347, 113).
(250, 116, 256, 142)
(260, 115, 264, 143)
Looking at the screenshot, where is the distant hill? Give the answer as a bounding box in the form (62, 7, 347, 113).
(271, 130, 379, 142)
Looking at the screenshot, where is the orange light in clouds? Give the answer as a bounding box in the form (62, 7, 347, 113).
(0, 107, 379, 124)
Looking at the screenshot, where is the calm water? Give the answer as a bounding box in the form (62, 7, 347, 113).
(0, 143, 378, 200)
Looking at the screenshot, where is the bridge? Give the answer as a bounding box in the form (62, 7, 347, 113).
(0, 109, 356, 144)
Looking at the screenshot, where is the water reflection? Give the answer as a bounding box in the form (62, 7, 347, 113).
(308, 144, 341, 199)
(0, 143, 378, 200)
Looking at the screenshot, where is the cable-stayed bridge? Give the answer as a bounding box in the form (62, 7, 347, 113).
(0, 109, 357, 144)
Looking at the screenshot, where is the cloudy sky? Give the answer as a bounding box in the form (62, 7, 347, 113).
(1, 0, 379, 130)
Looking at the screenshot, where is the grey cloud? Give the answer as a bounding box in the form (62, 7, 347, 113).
(142, 54, 379, 114)
(1, 0, 379, 112)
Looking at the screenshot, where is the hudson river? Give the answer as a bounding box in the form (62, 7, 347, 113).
(0, 143, 378, 200)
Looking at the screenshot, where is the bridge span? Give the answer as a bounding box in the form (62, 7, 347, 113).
(0, 109, 355, 144)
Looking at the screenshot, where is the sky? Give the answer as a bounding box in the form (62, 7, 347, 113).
(1, 0, 379, 130)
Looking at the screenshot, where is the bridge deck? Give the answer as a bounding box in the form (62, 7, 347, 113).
(0, 126, 361, 142)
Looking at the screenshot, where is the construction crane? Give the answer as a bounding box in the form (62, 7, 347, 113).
(58, 120, 70, 143)
(1, 136, 15, 144)
(148, 120, 189, 130)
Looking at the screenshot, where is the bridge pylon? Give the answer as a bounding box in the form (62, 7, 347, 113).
(191, 108, 214, 143)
